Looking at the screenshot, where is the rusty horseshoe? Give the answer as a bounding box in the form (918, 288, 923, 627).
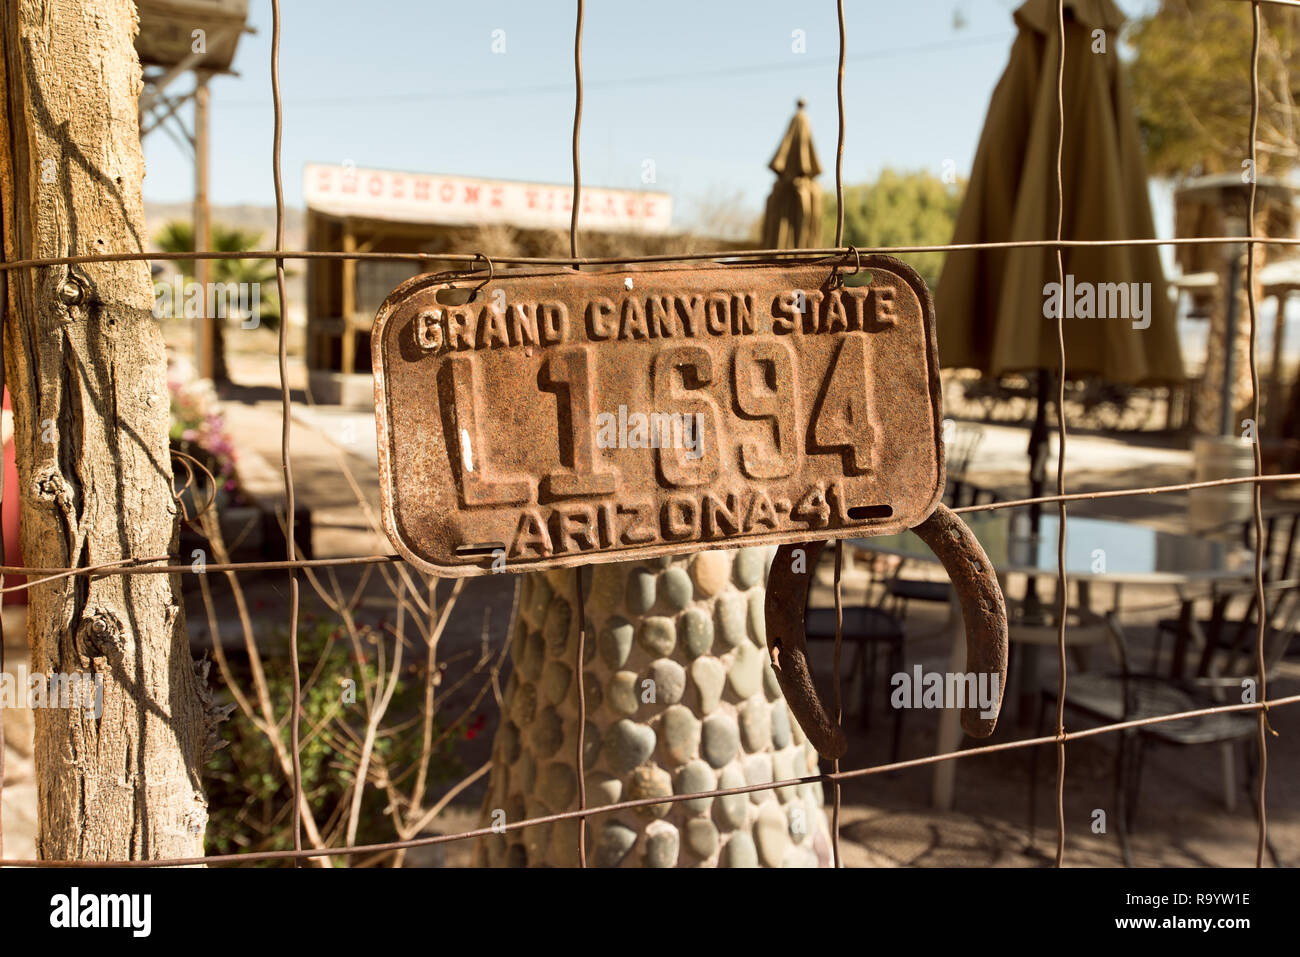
(765, 503, 1008, 760)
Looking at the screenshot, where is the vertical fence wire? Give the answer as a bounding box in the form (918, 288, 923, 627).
(1246, 0, 1270, 868)
(570, 0, 584, 265)
(832, 540, 844, 868)
(833, 0, 846, 249)
(575, 566, 588, 867)
(269, 0, 304, 862)
(570, 0, 587, 868)
(828, 0, 848, 868)
(1051, 0, 1069, 869)
(0, 223, 6, 863)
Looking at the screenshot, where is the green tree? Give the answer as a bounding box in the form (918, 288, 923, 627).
(1127, 1, 1300, 178)
(824, 168, 965, 291)
(154, 220, 285, 382)
(1128, 4, 1300, 436)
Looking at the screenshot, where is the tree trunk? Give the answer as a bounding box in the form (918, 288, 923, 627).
(478, 549, 834, 868)
(0, 0, 211, 859)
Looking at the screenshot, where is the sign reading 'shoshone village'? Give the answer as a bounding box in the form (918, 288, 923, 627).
(305, 162, 672, 234)
(372, 259, 944, 575)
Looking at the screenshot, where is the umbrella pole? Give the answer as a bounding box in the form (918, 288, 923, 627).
(1023, 368, 1051, 625)
(1218, 252, 1242, 437)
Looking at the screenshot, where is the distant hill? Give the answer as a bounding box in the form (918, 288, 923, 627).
(143, 201, 305, 252)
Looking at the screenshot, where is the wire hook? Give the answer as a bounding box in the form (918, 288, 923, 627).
(470, 252, 494, 301)
(830, 245, 860, 289)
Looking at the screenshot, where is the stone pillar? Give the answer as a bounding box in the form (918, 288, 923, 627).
(477, 547, 833, 867)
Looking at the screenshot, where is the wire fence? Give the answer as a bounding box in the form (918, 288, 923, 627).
(0, 0, 1297, 867)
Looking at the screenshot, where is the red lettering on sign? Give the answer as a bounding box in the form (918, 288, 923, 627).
(526, 189, 539, 209)
(464, 185, 481, 204)
(490, 187, 504, 208)
(368, 175, 384, 196)
(439, 183, 455, 202)
(414, 179, 431, 201)
(391, 176, 405, 199)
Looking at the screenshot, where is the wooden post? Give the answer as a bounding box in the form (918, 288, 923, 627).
(0, 0, 211, 860)
(340, 219, 356, 375)
(193, 70, 213, 381)
(304, 209, 318, 369)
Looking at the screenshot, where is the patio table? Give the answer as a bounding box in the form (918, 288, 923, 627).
(849, 507, 1255, 810)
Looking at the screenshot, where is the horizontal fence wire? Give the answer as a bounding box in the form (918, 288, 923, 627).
(0, 474, 1287, 587)
(5, 235, 1300, 274)
(0, 0, 1294, 867)
(2, 691, 1298, 868)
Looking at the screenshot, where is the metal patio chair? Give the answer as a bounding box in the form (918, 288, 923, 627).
(880, 422, 992, 610)
(1154, 510, 1300, 677)
(882, 478, 1002, 613)
(1027, 577, 1299, 867)
(803, 605, 906, 762)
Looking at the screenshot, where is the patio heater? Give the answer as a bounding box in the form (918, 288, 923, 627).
(1173, 174, 1299, 529)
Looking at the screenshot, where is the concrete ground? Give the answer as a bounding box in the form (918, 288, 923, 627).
(2, 351, 1296, 866)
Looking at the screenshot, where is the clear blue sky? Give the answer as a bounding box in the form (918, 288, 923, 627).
(142, 0, 1156, 229)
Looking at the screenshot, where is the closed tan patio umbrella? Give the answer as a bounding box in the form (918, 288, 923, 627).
(937, 0, 1182, 384)
(761, 99, 823, 250)
(935, 0, 1183, 616)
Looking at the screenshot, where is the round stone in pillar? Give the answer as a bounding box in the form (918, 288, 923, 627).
(720, 830, 758, 867)
(604, 719, 656, 774)
(690, 551, 730, 598)
(599, 616, 634, 669)
(701, 713, 740, 768)
(644, 820, 680, 867)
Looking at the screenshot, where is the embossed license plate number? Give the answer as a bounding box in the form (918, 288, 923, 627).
(372, 260, 944, 575)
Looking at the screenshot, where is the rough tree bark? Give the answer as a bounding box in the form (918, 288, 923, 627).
(0, 0, 211, 859)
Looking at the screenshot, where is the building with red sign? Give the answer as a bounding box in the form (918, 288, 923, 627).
(304, 162, 688, 405)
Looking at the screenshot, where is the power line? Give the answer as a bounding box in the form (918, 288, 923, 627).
(219, 31, 1014, 110)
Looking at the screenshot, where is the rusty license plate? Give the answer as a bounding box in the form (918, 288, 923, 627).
(372, 259, 944, 575)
